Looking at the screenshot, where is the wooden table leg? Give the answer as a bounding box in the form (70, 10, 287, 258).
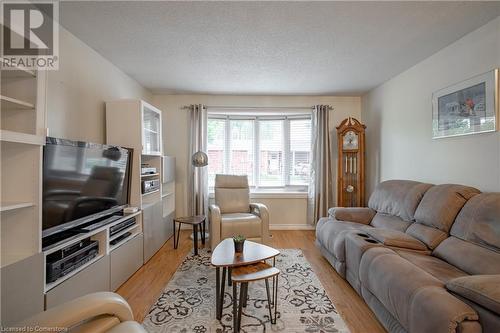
(218, 267, 226, 320)
(233, 282, 238, 332)
(228, 267, 232, 286)
(201, 219, 206, 245)
(273, 275, 278, 324)
(216, 267, 220, 320)
(237, 282, 246, 331)
(265, 278, 273, 324)
(193, 225, 198, 255)
(173, 220, 177, 249)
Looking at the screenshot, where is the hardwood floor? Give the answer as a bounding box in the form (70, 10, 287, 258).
(116, 230, 386, 333)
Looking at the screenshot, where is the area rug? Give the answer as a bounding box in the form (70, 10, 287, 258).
(143, 248, 350, 333)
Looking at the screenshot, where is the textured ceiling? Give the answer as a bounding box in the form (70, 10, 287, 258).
(60, 1, 500, 95)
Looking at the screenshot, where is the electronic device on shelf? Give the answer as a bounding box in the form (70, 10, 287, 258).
(142, 179, 160, 194)
(110, 232, 132, 246)
(75, 215, 123, 233)
(42, 137, 132, 243)
(141, 163, 157, 175)
(46, 238, 99, 283)
(109, 217, 136, 237)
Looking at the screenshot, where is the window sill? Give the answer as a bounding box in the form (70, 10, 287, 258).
(209, 191, 308, 199)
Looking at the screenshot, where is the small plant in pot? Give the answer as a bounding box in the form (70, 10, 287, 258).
(233, 235, 246, 253)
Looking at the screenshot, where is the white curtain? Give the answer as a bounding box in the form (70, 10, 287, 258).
(308, 105, 335, 225)
(188, 104, 208, 216)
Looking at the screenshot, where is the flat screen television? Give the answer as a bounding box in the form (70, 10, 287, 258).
(42, 137, 132, 239)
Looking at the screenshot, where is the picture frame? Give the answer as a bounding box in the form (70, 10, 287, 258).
(432, 69, 498, 139)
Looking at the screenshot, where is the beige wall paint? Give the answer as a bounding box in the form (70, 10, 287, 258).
(47, 27, 152, 144)
(362, 16, 500, 195)
(152, 94, 362, 226)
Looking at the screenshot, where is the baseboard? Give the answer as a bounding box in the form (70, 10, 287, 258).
(270, 224, 315, 230)
(180, 224, 315, 231)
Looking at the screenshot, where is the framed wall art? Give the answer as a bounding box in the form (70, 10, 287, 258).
(432, 69, 498, 139)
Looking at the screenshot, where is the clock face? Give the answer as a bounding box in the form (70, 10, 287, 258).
(343, 131, 359, 150)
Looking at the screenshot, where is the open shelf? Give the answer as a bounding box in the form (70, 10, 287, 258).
(0, 130, 44, 145)
(0, 201, 34, 212)
(1, 95, 35, 110)
(1, 67, 36, 78)
(109, 226, 141, 252)
(141, 172, 160, 178)
(142, 189, 159, 196)
(44, 254, 105, 292)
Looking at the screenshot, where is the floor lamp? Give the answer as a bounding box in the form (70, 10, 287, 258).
(190, 151, 209, 240)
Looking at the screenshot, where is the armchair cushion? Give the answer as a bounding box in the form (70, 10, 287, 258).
(446, 275, 500, 315)
(328, 207, 376, 225)
(220, 213, 262, 239)
(214, 175, 250, 214)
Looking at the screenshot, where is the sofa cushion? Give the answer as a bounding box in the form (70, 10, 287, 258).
(433, 237, 500, 275)
(407, 184, 480, 249)
(359, 247, 478, 332)
(446, 275, 500, 315)
(450, 192, 500, 252)
(405, 223, 447, 250)
(395, 250, 467, 283)
(366, 229, 428, 251)
(370, 213, 412, 232)
(368, 180, 433, 221)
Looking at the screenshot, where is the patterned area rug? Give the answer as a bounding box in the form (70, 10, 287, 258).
(143, 248, 349, 333)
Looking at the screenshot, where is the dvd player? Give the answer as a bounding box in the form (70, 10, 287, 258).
(109, 217, 136, 237)
(46, 238, 99, 283)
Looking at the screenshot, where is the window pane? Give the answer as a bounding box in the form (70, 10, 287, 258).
(259, 120, 284, 186)
(207, 118, 225, 187)
(289, 119, 312, 185)
(229, 119, 254, 185)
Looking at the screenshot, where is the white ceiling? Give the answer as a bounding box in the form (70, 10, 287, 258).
(60, 1, 500, 95)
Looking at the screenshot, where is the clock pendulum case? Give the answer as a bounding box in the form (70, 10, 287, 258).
(336, 117, 366, 207)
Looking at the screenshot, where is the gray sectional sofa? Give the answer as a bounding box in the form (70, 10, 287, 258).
(315, 180, 500, 333)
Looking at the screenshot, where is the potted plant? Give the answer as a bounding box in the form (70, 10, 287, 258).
(233, 235, 246, 253)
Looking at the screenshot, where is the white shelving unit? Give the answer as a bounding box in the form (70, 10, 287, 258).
(106, 100, 170, 262)
(43, 211, 142, 293)
(1, 67, 47, 326)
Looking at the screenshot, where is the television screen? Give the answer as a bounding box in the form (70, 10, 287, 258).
(42, 137, 131, 237)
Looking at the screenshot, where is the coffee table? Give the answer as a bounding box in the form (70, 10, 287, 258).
(211, 238, 280, 321)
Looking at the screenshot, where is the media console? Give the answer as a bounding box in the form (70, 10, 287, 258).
(43, 210, 143, 308)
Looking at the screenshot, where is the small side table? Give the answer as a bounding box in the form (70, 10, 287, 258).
(173, 215, 206, 255)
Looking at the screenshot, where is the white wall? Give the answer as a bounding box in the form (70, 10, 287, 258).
(47, 27, 152, 144)
(362, 16, 500, 195)
(152, 94, 362, 227)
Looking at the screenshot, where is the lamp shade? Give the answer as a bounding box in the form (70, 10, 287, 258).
(192, 151, 208, 167)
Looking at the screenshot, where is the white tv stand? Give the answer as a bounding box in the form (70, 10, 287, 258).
(43, 210, 143, 308)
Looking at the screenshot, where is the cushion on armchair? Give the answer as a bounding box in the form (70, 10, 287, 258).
(446, 275, 500, 315)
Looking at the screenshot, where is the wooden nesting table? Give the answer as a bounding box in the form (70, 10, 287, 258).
(210, 238, 280, 328)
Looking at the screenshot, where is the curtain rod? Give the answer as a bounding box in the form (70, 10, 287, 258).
(180, 105, 333, 110)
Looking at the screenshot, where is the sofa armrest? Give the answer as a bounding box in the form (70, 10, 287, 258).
(209, 204, 222, 250)
(446, 275, 500, 315)
(328, 207, 376, 225)
(18, 292, 133, 330)
(250, 203, 270, 244)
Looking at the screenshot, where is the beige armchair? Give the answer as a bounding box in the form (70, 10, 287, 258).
(209, 174, 270, 249)
(15, 292, 145, 333)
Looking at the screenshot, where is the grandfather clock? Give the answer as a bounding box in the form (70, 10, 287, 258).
(337, 117, 366, 207)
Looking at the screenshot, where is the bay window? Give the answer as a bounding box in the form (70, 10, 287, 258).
(207, 114, 312, 190)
